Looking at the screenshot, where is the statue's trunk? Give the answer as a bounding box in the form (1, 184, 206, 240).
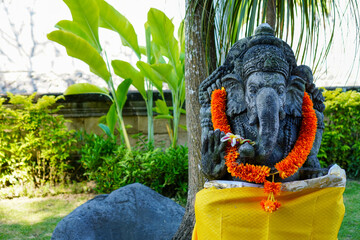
(255, 88, 280, 161)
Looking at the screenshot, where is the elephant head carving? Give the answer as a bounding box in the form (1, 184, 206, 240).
(199, 24, 325, 182)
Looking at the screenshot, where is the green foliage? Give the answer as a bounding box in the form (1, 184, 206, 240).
(47, 30, 110, 80)
(78, 131, 188, 203)
(48, 0, 137, 149)
(48, 1, 186, 148)
(64, 83, 109, 96)
(98, 0, 140, 58)
(108, 8, 186, 148)
(0, 94, 78, 187)
(76, 130, 117, 180)
(146, 11, 186, 148)
(318, 89, 360, 178)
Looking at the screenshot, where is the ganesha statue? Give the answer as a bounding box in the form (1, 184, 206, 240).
(199, 23, 326, 183)
(194, 24, 345, 239)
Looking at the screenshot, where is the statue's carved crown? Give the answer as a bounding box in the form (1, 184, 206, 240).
(241, 24, 291, 80)
(200, 24, 298, 104)
(242, 50, 290, 79)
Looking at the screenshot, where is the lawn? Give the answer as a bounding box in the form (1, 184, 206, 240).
(0, 194, 96, 240)
(0, 181, 359, 240)
(339, 180, 360, 240)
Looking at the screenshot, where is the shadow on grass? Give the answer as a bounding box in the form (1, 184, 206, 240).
(0, 215, 63, 240)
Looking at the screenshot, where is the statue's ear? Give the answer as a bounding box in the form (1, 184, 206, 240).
(292, 65, 313, 85)
(292, 65, 325, 113)
(220, 74, 246, 117)
(285, 76, 306, 117)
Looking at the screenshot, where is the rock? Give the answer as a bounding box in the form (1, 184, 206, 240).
(52, 183, 185, 240)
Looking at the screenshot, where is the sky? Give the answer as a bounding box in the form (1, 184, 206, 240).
(0, 0, 358, 94)
(0, 0, 185, 93)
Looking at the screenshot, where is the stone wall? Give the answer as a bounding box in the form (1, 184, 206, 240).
(2, 87, 359, 148)
(52, 91, 187, 147)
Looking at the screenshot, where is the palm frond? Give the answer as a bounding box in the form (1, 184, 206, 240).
(199, 0, 360, 80)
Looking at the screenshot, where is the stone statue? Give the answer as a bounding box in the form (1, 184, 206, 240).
(199, 24, 326, 182)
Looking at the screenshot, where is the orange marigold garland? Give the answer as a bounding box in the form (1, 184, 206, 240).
(274, 92, 318, 178)
(210, 88, 317, 212)
(263, 180, 282, 195)
(211, 88, 231, 133)
(211, 88, 270, 183)
(225, 146, 270, 183)
(261, 180, 282, 212)
(260, 199, 281, 213)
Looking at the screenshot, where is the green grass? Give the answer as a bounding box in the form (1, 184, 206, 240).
(0, 181, 359, 240)
(0, 194, 96, 240)
(339, 180, 360, 240)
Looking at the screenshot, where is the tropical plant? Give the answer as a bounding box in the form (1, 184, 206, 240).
(143, 9, 186, 148)
(108, 17, 156, 146)
(112, 8, 186, 148)
(48, 0, 185, 148)
(112, 8, 185, 147)
(47, 0, 140, 149)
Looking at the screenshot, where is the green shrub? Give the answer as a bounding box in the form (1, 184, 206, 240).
(0, 93, 78, 187)
(78, 133, 188, 203)
(319, 88, 360, 178)
(76, 130, 117, 180)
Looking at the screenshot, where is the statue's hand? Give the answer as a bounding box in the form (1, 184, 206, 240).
(201, 129, 228, 179)
(238, 142, 255, 158)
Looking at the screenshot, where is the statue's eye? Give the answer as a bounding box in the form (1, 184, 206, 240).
(277, 86, 285, 95)
(249, 86, 257, 95)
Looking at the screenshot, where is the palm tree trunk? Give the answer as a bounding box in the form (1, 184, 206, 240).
(266, 0, 276, 29)
(172, 0, 209, 239)
(203, 0, 217, 75)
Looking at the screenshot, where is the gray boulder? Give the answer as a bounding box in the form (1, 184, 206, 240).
(52, 183, 185, 240)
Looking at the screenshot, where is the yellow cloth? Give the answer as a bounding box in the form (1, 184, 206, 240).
(192, 186, 345, 240)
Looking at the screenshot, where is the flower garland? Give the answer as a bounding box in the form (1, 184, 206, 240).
(210, 87, 317, 212)
(260, 180, 282, 212)
(274, 92, 318, 178)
